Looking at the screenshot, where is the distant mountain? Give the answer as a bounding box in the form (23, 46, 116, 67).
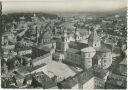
(57, 7, 127, 17)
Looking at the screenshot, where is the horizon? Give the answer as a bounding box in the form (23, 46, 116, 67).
(2, 0, 127, 14)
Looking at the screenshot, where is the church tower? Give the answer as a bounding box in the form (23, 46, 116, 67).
(61, 29, 69, 52)
(74, 25, 80, 42)
(56, 29, 69, 52)
(88, 28, 101, 49)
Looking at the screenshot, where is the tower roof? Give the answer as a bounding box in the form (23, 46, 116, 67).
(88, 29, 100, 43)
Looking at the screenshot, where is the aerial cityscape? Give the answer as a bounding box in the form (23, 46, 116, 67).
(1, 1, 127, 89)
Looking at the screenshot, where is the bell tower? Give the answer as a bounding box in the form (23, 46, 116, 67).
(61, 29, 69, 52)
(88, 27, 101, 49)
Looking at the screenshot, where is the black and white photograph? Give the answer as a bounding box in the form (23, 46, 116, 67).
(0, 0, 127, 89)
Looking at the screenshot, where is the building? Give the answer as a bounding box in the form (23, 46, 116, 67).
(30, 61, 82, 83)
(41, 31, 53, 44)
(31, 72, 58, 89)
(2, 32, 16, 46)
(58, 66, 109, 89)
(88, 28, 101, 49)
(92, 42, 112, 69)
(52, 52, 64, 61)
(32, 53, 52, 66)
(31, 45, 53, 66)
(13, 74, 25, 87)
(14, 43, 32, 56)
(64, 41, 96, 69)
(58, 68, 94, 89)
(119, 57, 127, 76)
(93, 66, 109, 89)
(105, 73, 127, 89)
(56, 30, 69, 53)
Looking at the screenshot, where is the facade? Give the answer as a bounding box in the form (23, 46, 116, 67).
(92, 43, 113, 69)
(52, 52, 64, 61)
(64, 41, 96, 69)
(56, 30, 69, 52)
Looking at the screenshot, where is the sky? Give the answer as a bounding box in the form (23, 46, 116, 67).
(2, 0, 127, 13)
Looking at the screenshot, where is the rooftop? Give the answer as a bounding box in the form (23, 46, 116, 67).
(31, 61, 80, 80)
(33, 71, 57, 89)
(66, 48, 80, 54)
(59, 68, 93, 88)
(96, 42, 112, 52)
(69, 41, 88, 50)
(93, 66, 109, 79)
(106, 73, 127, 88)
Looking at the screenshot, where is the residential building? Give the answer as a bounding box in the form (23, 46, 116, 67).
(105, 73, 127, 89)
(31, 72, 58, 89)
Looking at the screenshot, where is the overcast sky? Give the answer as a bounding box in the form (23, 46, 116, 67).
(2, 0, 127, 13)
